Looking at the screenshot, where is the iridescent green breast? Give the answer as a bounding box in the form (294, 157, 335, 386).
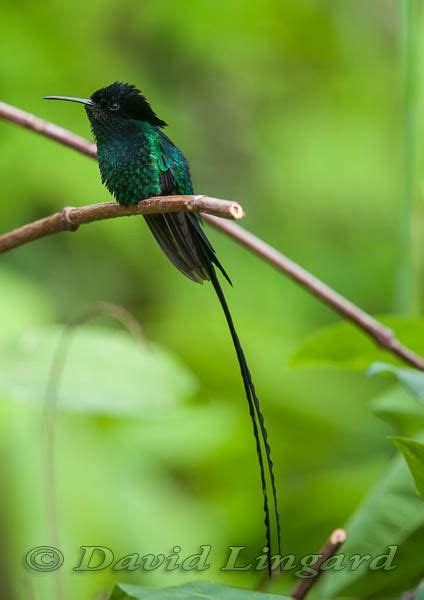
(94, 120, 163, 206)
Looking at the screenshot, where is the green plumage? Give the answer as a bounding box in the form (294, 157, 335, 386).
(94, 120, 193, 205)
(86, 86, 213, 282)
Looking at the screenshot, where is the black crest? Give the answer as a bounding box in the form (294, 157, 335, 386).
(91, 82, 167, 127)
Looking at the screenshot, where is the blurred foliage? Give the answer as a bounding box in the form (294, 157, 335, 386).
(370, 361, 424, 399)
(393, 436, 424, 499)
(110, 582, 291, 599)
(0, 326, 196, 416)
(317, 444, 424, 597)
(1, 1, 424, 599)
(318, 361, 424, 599)
(292, 317, 424, 369)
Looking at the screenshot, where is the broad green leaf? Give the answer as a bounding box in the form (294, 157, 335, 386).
(110, 582, 288, 599)
(317, 446, 424, 598)
(392, 437, 424, 499)
(369, 363, 424, 402)
(372, 385, 424, 434)
(291, 317, 424, 370)
(0, 326, 197, 416)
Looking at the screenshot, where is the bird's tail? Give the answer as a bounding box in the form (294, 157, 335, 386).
(207, 262, 282, 574)
(145, 212, 282, 575)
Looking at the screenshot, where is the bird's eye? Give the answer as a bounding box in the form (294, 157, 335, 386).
(110, 102, 120, 111)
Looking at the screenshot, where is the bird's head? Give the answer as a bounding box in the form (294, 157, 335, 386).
(44, 82, 167, 127)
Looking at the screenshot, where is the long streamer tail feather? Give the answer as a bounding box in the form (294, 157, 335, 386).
(145, 211, 282, 575)
(212, 269, 282, 567)
(192, 224, 282, 576)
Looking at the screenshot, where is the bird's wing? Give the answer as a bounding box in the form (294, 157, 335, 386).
(143, 132, 210, 282)
(157, 131, 193, 195)
(158, 132, 231, 284)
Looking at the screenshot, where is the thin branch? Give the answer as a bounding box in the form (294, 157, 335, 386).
(0, 196, 243, 254)
(1, 101, 424, 370)
(291, 528, 347, 600)
(0, 101, 97, 158)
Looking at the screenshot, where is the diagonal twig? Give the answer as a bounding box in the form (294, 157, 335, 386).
(291, 528, 347, 600)
(1, 101, 424, 371)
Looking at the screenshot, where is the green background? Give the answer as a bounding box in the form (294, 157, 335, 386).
(1, 1, 424, 598)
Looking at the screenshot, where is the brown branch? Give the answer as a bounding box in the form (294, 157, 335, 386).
(291, 528, 347, 600)
(0, 101, 97, 158)
(0, 196, 243, 254)
(203, 216, 424, 370)
(1, 101, 424, 370)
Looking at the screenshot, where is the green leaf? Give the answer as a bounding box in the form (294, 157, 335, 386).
(317, 445, 424, 598)
(369, 363, 424, 402)
(392, 437, 424, 499)
(291, 316, 424, 369)
(372, 385, 424, 434)
(0, 326, 197, 416)
(109, 582, 288, 599)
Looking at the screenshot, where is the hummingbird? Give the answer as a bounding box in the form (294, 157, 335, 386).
(44, 83, 281, 574)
